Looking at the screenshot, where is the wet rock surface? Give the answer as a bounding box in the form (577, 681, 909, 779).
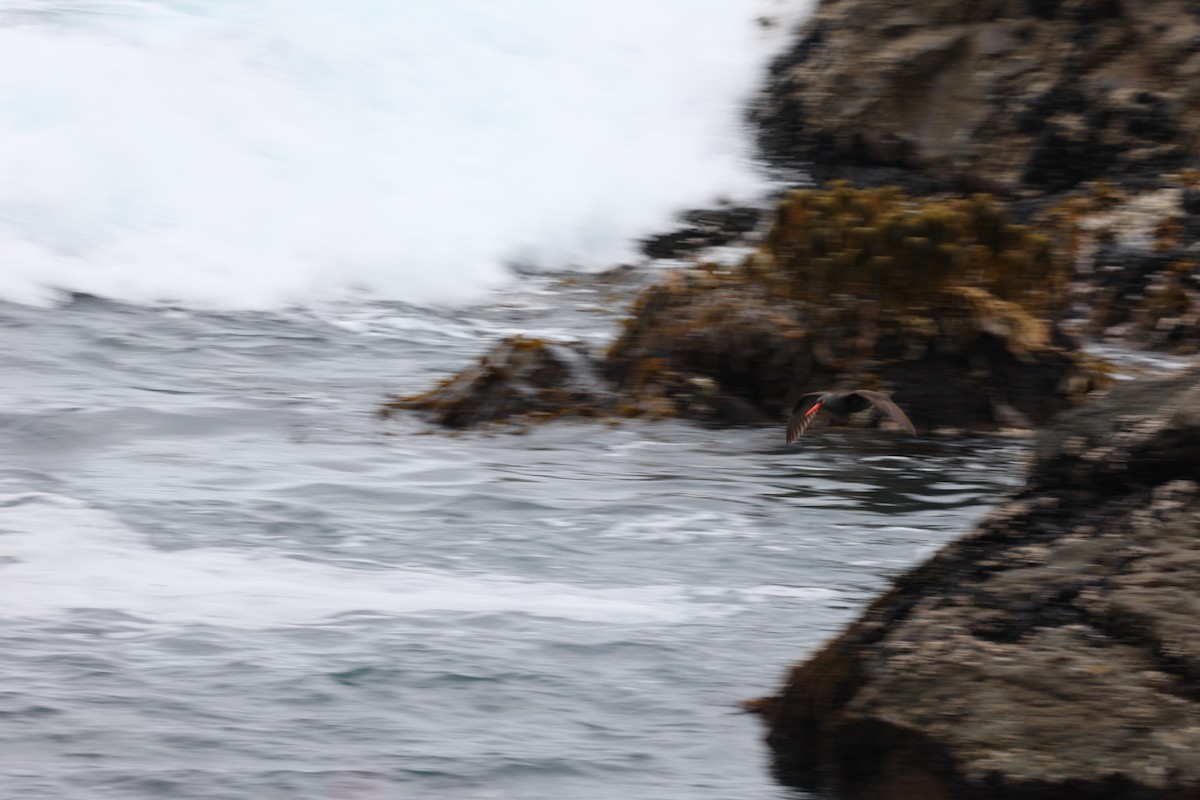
(395, 186, 1106, 433)
(605, 186, 1103, 433)
(1054, 178, 1200, 352)
(754, 367, 1200, 800)
(638, 206, 764, 260)
(755, 0, 1200, 193)
(382, 336, 611, 428)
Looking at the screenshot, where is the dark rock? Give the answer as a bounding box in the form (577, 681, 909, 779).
(754, 367, 1200, 799)
(1025, 0, 1062, 20)
(1089, 243, 1181, 328)
(1029, 85, 1090, 121)
(1050, 179, 1200, 353)
(768, 21, 829, 77)
(754, 0, 1200, 192)
(639, 206, 763, 260)
(1182, 188, 1200, 215)
(602, 276, 811, 424)
(1022, 128, 1121, 192)
(395, 186, 1108, 433)
(1123, 94, 1178, 143)
(382, 336, 610, 427)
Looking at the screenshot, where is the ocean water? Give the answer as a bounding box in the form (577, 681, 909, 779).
(0, 2, 1031, 798)
(0, 287, 1027, 799)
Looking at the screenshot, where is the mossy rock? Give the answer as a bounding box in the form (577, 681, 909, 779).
(606, 184, 1107, 432)
(753, 186, 1067, 315)
(395, 185, 1110, 433)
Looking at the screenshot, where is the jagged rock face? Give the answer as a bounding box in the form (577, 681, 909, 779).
(756, 367, 1200, 799)
(756, 0, 1200, 192)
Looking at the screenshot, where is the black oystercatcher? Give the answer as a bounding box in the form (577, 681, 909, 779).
(786, 390, 916, 444)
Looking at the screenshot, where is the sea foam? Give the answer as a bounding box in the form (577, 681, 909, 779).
(0, 493, 705, 627)
(0, 0, 804, 309)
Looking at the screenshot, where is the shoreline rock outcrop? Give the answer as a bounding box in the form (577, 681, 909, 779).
(754, 0, 1200, 194)
(753, 366, 1200, 800)
(606, 186, 1103, 433)
(389, 186, 1108, 433)
(381, 336, 612, 428)
(387, 0, 1200, 430)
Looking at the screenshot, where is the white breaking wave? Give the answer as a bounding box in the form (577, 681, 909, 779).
(0, 493, 704, 627)
(600, 511, 761, 543)
(0, 0, 805, 309)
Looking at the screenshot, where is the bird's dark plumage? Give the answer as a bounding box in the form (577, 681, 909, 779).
(785, 390, 916, 444)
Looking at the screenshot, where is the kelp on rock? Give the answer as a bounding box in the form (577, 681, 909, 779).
(393, 185, 1109, 433)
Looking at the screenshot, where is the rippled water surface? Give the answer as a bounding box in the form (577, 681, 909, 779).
(0, 281, 1025, 799)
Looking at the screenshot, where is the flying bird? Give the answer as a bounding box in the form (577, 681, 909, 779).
(786, 390, 916, 444)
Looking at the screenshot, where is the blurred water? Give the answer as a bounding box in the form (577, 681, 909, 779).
(0, 0, 800, 308)
(0, 281, 1026, 799)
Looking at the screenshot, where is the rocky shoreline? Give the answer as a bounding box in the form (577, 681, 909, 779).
(751, 0, 1200, 352)
(752, 366, 1200, 800)
(390, 0, 1200, 429)
(739, 7, 1200, 796)
(385, 186, 1109, 433)
(386, 6, 1200, 794)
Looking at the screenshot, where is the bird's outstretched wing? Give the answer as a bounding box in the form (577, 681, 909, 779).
(850, 390, 916, 435)
(786, 393, 827, 444)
